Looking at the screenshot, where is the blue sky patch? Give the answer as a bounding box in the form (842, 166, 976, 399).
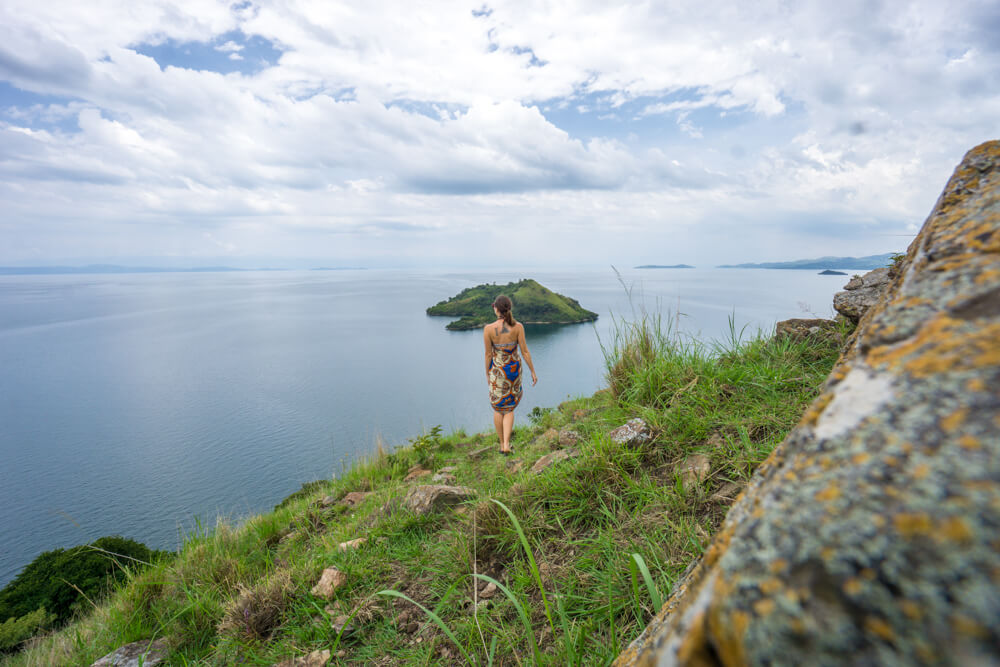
(132, 31, 283, 75)
(0, 82, 83, 133)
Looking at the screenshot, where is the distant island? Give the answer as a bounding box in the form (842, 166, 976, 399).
(818, 269, 848, 275)
(717, 253, 895, 270)
(427, 278, 598, 330)
(635, 264, 695, 269)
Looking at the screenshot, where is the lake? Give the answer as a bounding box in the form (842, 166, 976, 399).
(0, 267, 851, 586)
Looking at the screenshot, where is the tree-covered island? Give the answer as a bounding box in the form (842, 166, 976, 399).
(427, 278, 598, 330)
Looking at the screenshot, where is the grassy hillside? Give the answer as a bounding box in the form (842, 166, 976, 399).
(427, 279, 598, 330)
(3, 314, 848, 666)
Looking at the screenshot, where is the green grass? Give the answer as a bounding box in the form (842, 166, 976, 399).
(3, 311, 848, 666)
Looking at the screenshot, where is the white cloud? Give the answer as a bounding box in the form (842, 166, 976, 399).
(0, 0, 997, 266)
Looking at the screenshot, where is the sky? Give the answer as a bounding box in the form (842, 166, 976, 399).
(1, 0, 998, 269)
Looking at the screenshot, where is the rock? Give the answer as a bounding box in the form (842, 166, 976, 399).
(710, 481, 743, 502)
(609, 418, 653, 446)
(318, 495, 337, 507)
(558, 428, 581, 447)
(616, 141, 1000, 666)
(337, 538, 367, 552)
(534, 428, 560, 449)
(339, 491, 371, 507)
(506, 457, 525, 473)
(273, 649, 331, 667)
(478, 581, 498, 599)
(774, 317, 838, 341)
(531, 448, 579, 473)
(91, 639, 170, 667)
(677, 454, 711, 486)
(310, 567, 347, 598)
(437, 465, 458, 474)
(330, 614, 355, 636)
(572, 409, 590, 420)
(833, 266, 891, 323)
(404, 466, 432, 482)
(467, 445, 494, 461)
(431, 472, 457, 485)
(403, 485, 476, 515)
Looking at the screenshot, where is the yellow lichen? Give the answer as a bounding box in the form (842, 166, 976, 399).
(901, 600, 923, 620)
(852, 452, 871, 465)
(759, 578, 782, 595)
(843, 579, 862, 596)
(814, 486, 841, 502)
(967, 377, 987, 392)
(769, 559, 788, 574)
(865, 617, 895, 641)
(952, 614, 990, 638)
(959, 435, 981, 450)
(941, 408, 968, 432)
(938, 516, 974, 543)
(752, 598, 775, 616)
(912, 463, 931, 479)
(894, 513, 933, 537)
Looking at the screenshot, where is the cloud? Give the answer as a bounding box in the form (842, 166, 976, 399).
(0, 0, 997, 266)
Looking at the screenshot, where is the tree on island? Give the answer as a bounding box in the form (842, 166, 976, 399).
(427, 278, 598, 330)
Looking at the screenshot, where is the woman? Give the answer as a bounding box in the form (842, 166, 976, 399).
(484, 295, 538, 454)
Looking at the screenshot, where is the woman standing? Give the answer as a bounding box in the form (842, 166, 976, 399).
(484, 295, 538, 454)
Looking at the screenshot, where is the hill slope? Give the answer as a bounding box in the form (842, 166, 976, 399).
(426, 278, 598, 330)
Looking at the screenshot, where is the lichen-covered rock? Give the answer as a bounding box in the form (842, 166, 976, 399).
(833, 267, 891, 322)
(558, 428, 581, 447)
(616, 141, 1000, 666)
(403, 485, 476, 514)
(774, 317, 838, 341)
(90, 638, 169, 667)
(609, 418, 653, 446)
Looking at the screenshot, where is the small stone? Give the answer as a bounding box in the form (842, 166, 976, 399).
(679, 454, 711, 486)
(531, 448, 579, 473)
(339, 491, 371, 507)
(404, 466, 432, 482)
(431, 472, 457, 485)
(90, 638, 170, 667)
(479, 581, 498, 599)
(438, 466, 458, 473)
(558, 428, 581, 447)
(337, 537, 368, 552)
(311, 567, 347, 598)
(273, 649, 331, 667)
(335, 651, 346, 659)
(331, 615, 355, 636)
(403, 485, 477, 515)
(468, 445, 494, 461)
(609, 418, 653, 446)
(319, 495, 337, 507)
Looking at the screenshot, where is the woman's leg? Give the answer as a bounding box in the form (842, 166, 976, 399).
(493, 410, 503, 446)
(501, 412, 515, 452)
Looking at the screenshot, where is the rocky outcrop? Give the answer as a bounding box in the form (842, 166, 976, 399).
(773, 317, 839, 341)
(616, 141, 1000, 665)
(403, 485, 476, 514)
(833, 266, 891, 322)
(90, 639, 169, 667)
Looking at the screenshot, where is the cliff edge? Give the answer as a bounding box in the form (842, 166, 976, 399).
(616, 141, 1000, 666)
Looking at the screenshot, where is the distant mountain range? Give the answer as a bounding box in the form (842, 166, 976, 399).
(0, 265, 364, 275)
(635, 264, 695, 269)
(717, 253, 895, 270)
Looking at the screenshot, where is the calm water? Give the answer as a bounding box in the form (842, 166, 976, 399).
(0, 268, 849, 585)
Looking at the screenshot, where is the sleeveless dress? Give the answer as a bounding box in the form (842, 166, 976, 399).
(488, 341, 523, 413)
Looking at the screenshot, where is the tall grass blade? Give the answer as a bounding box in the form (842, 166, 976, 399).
(488, 499, 555, 635)
(628, 553, 663, 616)
(471, 573, 541, 665)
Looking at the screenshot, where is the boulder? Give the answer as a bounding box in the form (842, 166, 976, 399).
(609, 418, 653, 446)
(833, 266, 891, 322)
(403, 485, 476, 515)
(531, 448, 579, 473)
(90, 638, 169, 667)
(616, 141, 1000, 665)
(558, 428, 581, 447)
(310, 567, 347, 599)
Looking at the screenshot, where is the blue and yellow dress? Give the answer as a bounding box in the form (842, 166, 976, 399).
(488, 341, 523, 413)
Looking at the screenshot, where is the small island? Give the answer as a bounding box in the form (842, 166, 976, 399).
(427, 278, 598, 330)
(635, 264, 695, 269)
(818, 269, 848, 275)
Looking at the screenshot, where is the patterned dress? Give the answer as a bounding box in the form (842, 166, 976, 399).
(488, 341, 523, 413)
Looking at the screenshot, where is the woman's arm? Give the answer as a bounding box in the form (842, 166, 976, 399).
(518, 324, 538, 385)
(483, 325, 493, 378)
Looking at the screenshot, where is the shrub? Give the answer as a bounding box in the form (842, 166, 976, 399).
(0, 607, 55, 653)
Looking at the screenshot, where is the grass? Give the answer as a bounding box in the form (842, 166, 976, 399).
(2, 310, 849, 666)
